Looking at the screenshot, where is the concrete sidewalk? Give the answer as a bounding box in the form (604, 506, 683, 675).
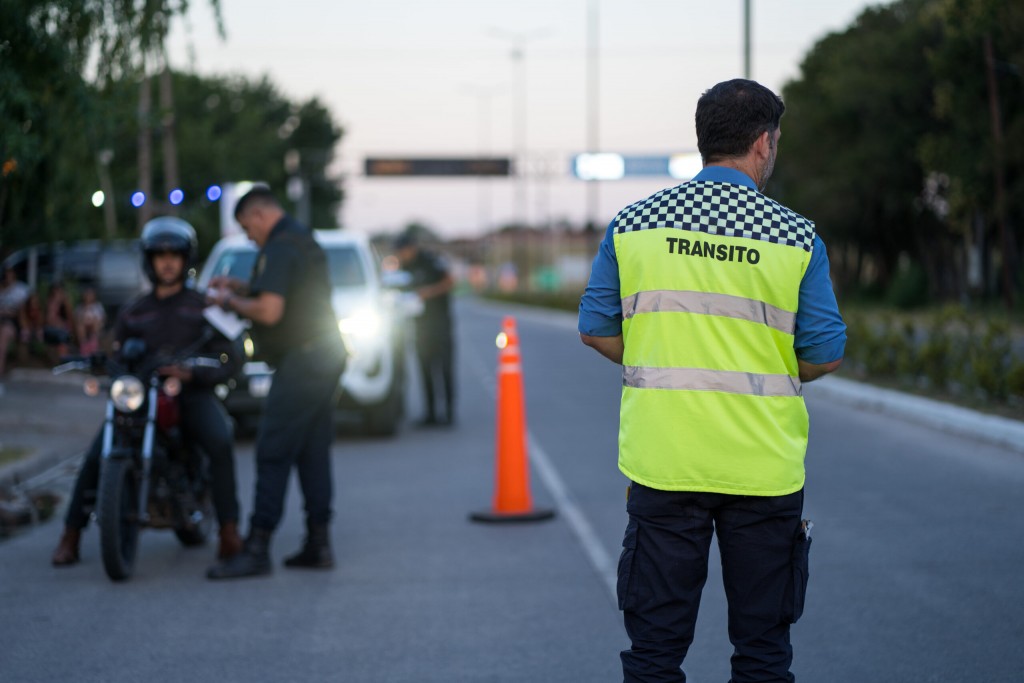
(0, 368, 103, 494)
(806, 375, 1024, 455)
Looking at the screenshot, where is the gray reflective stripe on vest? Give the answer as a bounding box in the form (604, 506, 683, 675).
(622, 366, 802, 397)
(622, 290, 796, 335)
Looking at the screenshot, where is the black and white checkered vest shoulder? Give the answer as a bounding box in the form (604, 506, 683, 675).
(613, 181, 816, 253)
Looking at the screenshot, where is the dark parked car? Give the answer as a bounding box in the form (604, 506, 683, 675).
(2, 240, 147, 318)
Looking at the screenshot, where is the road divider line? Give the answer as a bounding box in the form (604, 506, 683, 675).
(527, 434, 619, 605)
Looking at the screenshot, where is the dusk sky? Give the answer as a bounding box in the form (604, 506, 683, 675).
(168, 1, 890, 238)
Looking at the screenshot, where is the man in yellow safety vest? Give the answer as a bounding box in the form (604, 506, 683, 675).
(579, 78, 846, 683)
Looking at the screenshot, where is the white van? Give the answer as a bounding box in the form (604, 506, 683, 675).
(197, 230, 410, 436)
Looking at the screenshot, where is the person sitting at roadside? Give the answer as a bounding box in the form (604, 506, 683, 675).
(74, 287, 105, 356)
(18, 291, 45, 362)
(44, 282, 74, 361)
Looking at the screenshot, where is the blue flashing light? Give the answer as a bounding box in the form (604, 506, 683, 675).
(206, 184, 223, 202)
(130, 191, 146, 208)
(169, 188, 185, 205)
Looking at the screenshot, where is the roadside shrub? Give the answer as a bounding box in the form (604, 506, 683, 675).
(885, 262, 929, 310)
(1008, 360, 1024, 401)
(970, 320, 1013, 401)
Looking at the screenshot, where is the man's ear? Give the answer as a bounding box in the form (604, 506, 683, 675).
(753, 130, 771, 158)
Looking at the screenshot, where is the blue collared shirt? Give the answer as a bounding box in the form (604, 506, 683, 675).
(578, 166, 846, 364)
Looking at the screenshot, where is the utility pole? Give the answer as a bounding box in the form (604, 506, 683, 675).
(462, 84, 502, 233)
(159, 48, 180, 217)
(490, 28, 547, 231)
(96, 149, 117, 239)
(137, 71, 153, 230)
(743, 0, 752, 79)
(585, 0, 601, 233)
(983, 33, 1015, 309)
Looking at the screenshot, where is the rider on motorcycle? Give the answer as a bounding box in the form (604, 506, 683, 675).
(51, 217, 244, 566)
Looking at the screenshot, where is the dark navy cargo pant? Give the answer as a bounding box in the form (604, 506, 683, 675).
(618, 484, 808, 683)
(250, 336, 346, 532)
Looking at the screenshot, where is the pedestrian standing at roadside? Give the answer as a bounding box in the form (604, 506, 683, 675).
(74, 286, 105, 356)
(0, 266, 31, 390)
(206, 187, 346, 579)
(578, 79, 847, 682)
(393, 233, 456, 426)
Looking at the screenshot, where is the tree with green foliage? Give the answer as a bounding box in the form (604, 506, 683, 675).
(773, 0, 1022, 309)
(1, 0, 222, 250)
(1, 1, 344, 260)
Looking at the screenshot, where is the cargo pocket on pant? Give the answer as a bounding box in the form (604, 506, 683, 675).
(617, 518, 639, 611)
(786, 525, 812, 624)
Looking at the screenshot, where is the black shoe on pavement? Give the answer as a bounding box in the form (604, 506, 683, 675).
(283, 524, 334, 569)
(415, 416, 439, 428)
(207, 527, 272, 580)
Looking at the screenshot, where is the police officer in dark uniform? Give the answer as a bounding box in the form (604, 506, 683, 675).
(393, 233, 455, 426)
(51, 217, 243, 566)
(206, 187, 346, 579)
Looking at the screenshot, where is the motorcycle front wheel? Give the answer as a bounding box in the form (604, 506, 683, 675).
(98, 459, 141, 581)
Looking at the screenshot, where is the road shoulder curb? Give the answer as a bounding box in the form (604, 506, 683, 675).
(808, 375, 1024, 455)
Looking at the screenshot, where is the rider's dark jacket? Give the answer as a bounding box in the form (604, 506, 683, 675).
(114, 287, 239, 390)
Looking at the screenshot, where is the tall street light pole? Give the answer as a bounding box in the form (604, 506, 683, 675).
(585, 0, 601, 232)
(743, 0, 752, 79)
(461, 84, 503, 233)
(490, 28, 547, 230)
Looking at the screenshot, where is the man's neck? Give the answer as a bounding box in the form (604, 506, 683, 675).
(705, 157, 760, 186)
(154, 282, 184, 300)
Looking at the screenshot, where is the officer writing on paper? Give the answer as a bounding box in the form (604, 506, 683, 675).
(205, 187, 346, 579)
(578, 79, 846, 682)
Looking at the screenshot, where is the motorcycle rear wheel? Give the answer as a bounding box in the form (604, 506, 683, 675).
(98, 459, 141, 581)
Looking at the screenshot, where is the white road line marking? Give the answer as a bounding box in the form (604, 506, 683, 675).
(527, 434, 619, 605)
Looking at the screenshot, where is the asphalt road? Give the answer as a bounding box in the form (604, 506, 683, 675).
(1, 298, 1022, 682)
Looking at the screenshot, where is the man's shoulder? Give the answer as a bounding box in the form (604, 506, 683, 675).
(114, 292, 153, 325)
(178, 288, 207, 307)
(612, 180, 816, 250)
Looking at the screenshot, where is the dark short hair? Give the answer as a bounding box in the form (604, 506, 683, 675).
(233, 185, 278, 219)
(393, 233, 417, 250)
(696, 79, 785, 163)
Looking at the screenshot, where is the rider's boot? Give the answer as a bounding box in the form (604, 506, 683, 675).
(206, 527, 272, 579)
(283, 523, 334, 569)
(217, 521, 243, 560)
(51, 526, 82, 566)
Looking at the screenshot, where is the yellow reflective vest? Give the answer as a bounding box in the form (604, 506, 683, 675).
(614, 180, 815, 496)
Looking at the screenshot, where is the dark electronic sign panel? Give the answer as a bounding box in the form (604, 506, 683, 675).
(364, 157, 512, 177)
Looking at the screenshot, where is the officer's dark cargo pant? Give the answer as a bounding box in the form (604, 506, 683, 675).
(250, 336, 346, 532)
(618, 484, 807, 683)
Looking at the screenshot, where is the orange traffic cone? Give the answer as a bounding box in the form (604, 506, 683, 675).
(470, 316, 555, 523)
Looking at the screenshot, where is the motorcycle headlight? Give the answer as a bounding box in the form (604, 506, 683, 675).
(110, 375, 146, 413)
(338, 308, 383, 342)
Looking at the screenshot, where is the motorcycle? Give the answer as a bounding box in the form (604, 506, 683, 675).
(53, 334, 223, 581)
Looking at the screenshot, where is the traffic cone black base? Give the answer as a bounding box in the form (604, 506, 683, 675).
(469, 508, 556, 524)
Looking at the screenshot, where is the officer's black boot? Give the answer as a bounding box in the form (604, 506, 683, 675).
(206, 527, 272, 579)
(283, 523, 334, 569)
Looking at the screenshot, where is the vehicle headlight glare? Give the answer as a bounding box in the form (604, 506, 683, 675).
(338, 308, 382, 341)
(111, 376, 146, 413)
